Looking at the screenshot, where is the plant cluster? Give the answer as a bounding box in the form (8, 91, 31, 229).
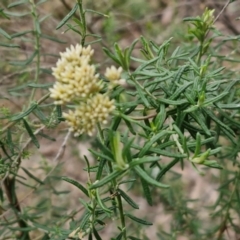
(0, 0, 240, 240)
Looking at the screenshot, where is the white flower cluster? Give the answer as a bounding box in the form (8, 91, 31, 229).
(63, 94, 115, 136)
(50, 44, 122, 136)
(50, 44, 101, 104)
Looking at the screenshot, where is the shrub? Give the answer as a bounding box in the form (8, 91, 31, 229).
(0, 1, 240, 239)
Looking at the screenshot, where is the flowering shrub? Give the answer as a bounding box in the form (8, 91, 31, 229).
(0, 1, 240, 240)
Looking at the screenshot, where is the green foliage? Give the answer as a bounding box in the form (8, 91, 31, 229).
(0, 1, 240, 240)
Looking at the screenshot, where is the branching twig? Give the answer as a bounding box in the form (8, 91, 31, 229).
(0, 130, 71, 220)
(3, 177, 31, 239)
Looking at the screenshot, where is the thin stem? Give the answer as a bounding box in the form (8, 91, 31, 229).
(61, 0, 110, 48)
(213, 0, 232, 25)
(77, 0, 87, 46)
(29, 0, 41, 104)
(4, 177, 30, 240)
(97, 123, 127, 239)
(116, 193, 127, 239)
(216, 170, 239, 240)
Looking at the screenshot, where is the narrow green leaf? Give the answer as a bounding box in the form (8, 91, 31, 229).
(21, 167, 44, 184)
(114, 43, 126, 69)
(157, 98, 188, 105)
(0, 9, 10, 19)
(128, 236, 142, 240)
(93, 227, 102, 240)
(8, 0, 27, 8)
(88, 149, 113, 162)
(11, 103, 38, 121)
(3, 11, 30, 17)
(79, 211, 91, 229)
(10, 50, 38, 66)
(183, 105, 198, 113)
(123, 119, 136, 135)
(135, 84, 150, 108)
(96, 188, 112, 213)
(134, 56, 159, 73)
(72, 17, 84, 30)
(189, 112, 211, 136)
(90, 170, 126, 189)
(115, 232, 123, 240)
(62, 176, 89, 197)
(156, 158, 179, 181)
(0, 140, 13, 161)
(194, 132, 202, 157)
(171, 65, 189, 91)
(85, 9, 108, 17)
(136, 70, 169, 78)
(126, 38, 139, 66)
(150, 147, 187, 158)
(56, 105, 62, 122)
(235, 186, 240, 210)
(154, 104, 166, 130)
(37, 132, 56, 142)
(103, 47, 121, 65)
(87, 230, 93, 240)
(141, 177, 152, 205)
(22, 119, 40, 148)
(129, 156, 160, 168)
(187, 136, 215, 148)
(16, 178, 36, 189)
(56, 3, 78, 30)
(96, 159, 107, 180)
(0, 27, 11, 39)
(11, 30, 32, 38)
(203, 108, 235, 137)
(8, 82, 29, 92)
(170, 82, 193, 100)
(65, 23, 82, 35)
(144, 74, 174, 87)
(134, 165, 168, 188)
(125, 213, 152, 225)
(202, 92, 228, 106)
(7, 129, 14, 154)
(0, 43, 20, 48)
(36, 13, 49, 23)
(118, 188, 139, 209)
(118, 179, 136, 185)
(27, 83, 53, 88)
(216, 103, 240, 109)
(138, 130, 172, 158)
(203, 160, 223, 169)
(41, 34, 67, 43)
(96, 140, 114, 160)
(172, 124, 184, 142)
(33, 107, 48, 123)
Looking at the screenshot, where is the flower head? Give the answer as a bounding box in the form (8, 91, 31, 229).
(63, 94, 115, 136)
(50, 44, 101, 104)
(104, 66, 123, 86)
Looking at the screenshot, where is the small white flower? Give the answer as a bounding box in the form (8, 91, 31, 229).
(105, 65, 123, 84)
